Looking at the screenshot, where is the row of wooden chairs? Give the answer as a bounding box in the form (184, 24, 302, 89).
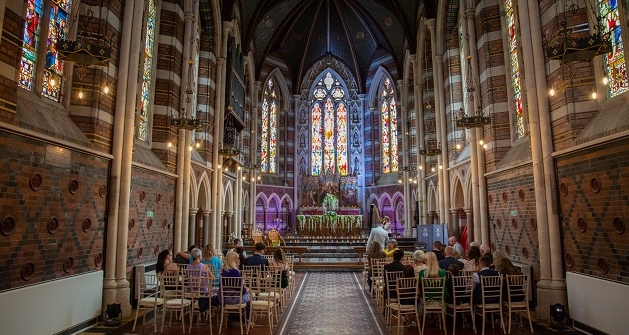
(376, 271, 533, 335)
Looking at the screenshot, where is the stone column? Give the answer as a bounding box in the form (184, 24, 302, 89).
(518, 0, 566, 318)
(188, 207, 198, 246)
(464, 2, 485, 244)
(464, 207, 473, 248)
(103, 0, 142, 318)
(427, 211, 436, 225)
(450, 209, 460, 237)
(202, 209, 211, 245)
(235, 167, 243, 238)
(434, 55, 451, 229)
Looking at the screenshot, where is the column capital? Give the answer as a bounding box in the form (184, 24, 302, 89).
(184, 12, 195, 22)
(434, 55, 444, 64)
(189, 207, 199, 214)
(425, 18, 436, 30)
(202, 209, 212, 215)
(222, 21, 233, 33)
(217, 57, 225, 66)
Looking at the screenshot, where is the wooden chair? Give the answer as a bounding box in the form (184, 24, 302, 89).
(503, 274, 533, 334)
(384, 270, 404, 324)
(388, 277, 421, 335)
(446, 275, 476, 335)
(182, 268, 213, 334)
(361, 255, 370, 289)
(256, 266, 283, 323)
(249, 267, 277, 333)
(421, 277, 447, 335)
(475, 275, 505, 335)
(267, 228, 285, 246)
(370, 258, 387, 310)
(161, 272, 192, 333)
(218, 276, 249, 335)
(133, 274, 163, 332)
(251, 229, 265, 246)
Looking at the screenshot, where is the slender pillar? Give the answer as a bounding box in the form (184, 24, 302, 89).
(249, 81, 261, 229)
(202, 209, 211, 245)
(434, 55, 451, 229)
(464, 207, 473, 248)
(412, 55, 427, 226)
(102, 0, 137, 316)
(520, 0, 566, 318)
(235, 167, 243, 238)
(450, 209, 460, 237)
(464, 1, 487, 244)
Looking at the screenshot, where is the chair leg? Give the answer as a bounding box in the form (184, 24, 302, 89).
(132, 306, 141, 331)
(453, 310, 457, 335)
(396, 310, 401, 335)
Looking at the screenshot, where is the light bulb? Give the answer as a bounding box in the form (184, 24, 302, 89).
(251, 177, 255, 182)
(483, 144, 488, 149)
(439, 165, 443, 170)
(237, 166, 241, 170)
(188, 145, 193, 151)
(591, 91, 597, 100)
(549, 88, 555, 97)
(217, 164, 221, 169)
(104, 85, 109, 94)
(398, 179, 402, 184)
(224, 167, 228, 172)
(168, 142, 172, 148)
(414, 180, 418, 184)
(603, 76, 609, 85)
(79, 90, 83, 99)
(419, 166, 423, 170)
(479, 139, 484, 146)
(431, 167, 435, 172)
(50, 78, 56, 87)
(257, 176, 261, 180)
(456, 143, 461, 150)
(195, 142, 200, 148)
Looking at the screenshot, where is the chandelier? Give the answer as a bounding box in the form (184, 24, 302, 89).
(456, 55, 490, 128)
(420, 143, 442, 157)
(544, 0, 612, 64)
(57, 5, 113, 80)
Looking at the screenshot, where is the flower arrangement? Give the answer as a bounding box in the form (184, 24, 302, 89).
(322, 193, 339, 213)
(228, 231, 238, 246)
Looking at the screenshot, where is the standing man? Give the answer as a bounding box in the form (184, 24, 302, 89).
(367, 215, 391, 251)
(448, 236, 465, 258)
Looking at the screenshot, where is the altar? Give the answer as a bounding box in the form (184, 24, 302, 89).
(296, 214, 363, 236)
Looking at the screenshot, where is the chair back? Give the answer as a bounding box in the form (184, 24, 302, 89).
(396, 277, 419, 306)
(252, 229, 265, 245)
(402, 255, 414, 265)
(261, 266, 282, 292)
(421, 276, 446, 307)
(385, 271, 404, 300)
(220, 276, 245, 306)
(505, 274, 528, 304)
(263, 254, 275, 262)
(480, 275, 503, 305)
(370, 258, 387, 280)
(182, 267, 209, 297)
(451, 275, 473, 305)
(138, 274, 161, 300)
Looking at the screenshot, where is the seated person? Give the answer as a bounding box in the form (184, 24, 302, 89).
(219, 251, 250, 321)
(201, 243, 222, 287)
(496, 258, 524, 302)
(439, 246, 465, 271)
(472, 255, 500, 304)
(412, 250, 427, 277)
(174, 244, 199, 264)
(228, 238, 247, 257)
(186, 248, 213, 313)
(419, 251, 449, 300)
(156, 249, 179, 275)
(384, 239, 399, 258)
(445, 264, 464, 304)
(244, 242, 269, 267)
(383, 249, 405, 300)
(269, 248, 290, 289)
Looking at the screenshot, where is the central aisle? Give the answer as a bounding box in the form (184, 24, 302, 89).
(275, 272, 388, 335)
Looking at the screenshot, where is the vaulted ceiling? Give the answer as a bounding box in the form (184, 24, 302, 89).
(234, 0, 436, 91)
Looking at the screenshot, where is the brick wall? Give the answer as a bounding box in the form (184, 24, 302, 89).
(0, 132, 109, 291)
(557, 139, 629, 284)
(487, 165, 540, 283)
(125, 167, 176, 289)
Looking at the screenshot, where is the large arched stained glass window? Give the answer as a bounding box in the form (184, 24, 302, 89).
(261, 78, 278, 173)
(598, 0, 628, 97)
(505, 0, 524, 138)
(311, 72, 348, 176)
(379, 78, 399, 173)
(19, 0, 71, 102)
(138, 0, 157, 141)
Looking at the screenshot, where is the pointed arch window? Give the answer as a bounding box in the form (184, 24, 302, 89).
(261, 78, 278, 173)
(505, 0, 524, 138)
(138, 0, 157, 141)
(379, 78, 398, 173)
(310, 72, 348, 176)
(19, 0, 72, 102)
(598, 0, 628, 97)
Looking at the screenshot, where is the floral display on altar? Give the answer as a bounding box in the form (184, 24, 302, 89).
(296, 214, 362, 236)
(322, 193, 339, 213)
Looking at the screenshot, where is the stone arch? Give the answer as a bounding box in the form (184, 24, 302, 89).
(451, 175, 465, 209)
(366, 66, 397, 107)
(264, 68, 292, 111)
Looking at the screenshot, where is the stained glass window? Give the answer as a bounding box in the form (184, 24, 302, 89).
(42, 0, 70, 101)
(138, 0, 156, 141)
(310, 71, 348, 176)
(505, 0, 524, 138)
(598, 0, 628, 97)
(379, 78, 398, 173)
(261, 78, 278, 173)
(19, 0, 44, 91)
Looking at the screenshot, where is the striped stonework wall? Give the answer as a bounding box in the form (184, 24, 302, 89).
(196, 33, 216, 164)
(476, 3, 510, 170)
(153, 0, 184, 172)
(423, 35, 438, 171)
(444, 31, 463, 163)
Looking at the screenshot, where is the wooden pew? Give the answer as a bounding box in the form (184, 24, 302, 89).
(242, 246, 309, 263)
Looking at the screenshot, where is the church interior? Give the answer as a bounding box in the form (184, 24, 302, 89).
(0, 0, 628, 334)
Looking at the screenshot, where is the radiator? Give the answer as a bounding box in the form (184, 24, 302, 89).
(566, 272, 629, 335)
(134, 262, 157, 299)
(0, 271, 103, 335)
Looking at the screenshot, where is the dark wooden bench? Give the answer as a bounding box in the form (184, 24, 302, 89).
(242, 246, 309, 263)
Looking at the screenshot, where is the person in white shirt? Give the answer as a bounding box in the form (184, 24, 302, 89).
(448, 235, 465, 258)
(366, 216, 390, 251)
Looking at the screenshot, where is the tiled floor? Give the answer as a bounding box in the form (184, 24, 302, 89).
(82, 271, 580, 335)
